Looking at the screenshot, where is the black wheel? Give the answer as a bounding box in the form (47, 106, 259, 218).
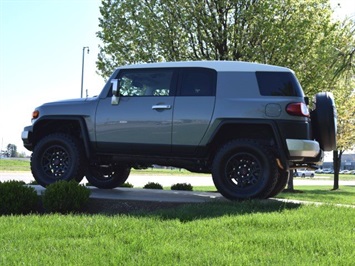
(31, 133, 85, 187)
(212, 139, 278, 200)
(302, 174, 305, 178)
(85, 164, 131, 189)
(268, 170, 289, 198)
(310, 173, 314, 178)
(311, 92, 337, 151)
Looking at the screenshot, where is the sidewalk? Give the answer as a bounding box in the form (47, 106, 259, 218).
(1, 171, 355, 187)
(1, 171, 354, 204)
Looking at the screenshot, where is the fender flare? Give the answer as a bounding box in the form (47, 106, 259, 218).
(32, 115, 92, 158)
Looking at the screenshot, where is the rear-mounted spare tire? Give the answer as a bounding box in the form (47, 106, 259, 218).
(311, 92, 337, 151)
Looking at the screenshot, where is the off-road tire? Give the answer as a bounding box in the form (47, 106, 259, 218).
(267, 170, 289, 198)
(86, 164, 131, 189)
(311, 92, 337, 151)
(31, 133, 84, 187)
(212, 139, 278, 200)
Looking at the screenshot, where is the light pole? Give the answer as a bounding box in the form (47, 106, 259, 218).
(80, 46, 89, 98)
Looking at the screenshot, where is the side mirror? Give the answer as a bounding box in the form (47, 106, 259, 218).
(111, 79, 120, 105)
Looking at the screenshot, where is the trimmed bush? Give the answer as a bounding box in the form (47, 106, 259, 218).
(143, 182, 163, 189)
(119, 182, 134, 188)
(0, 180, 38, 215)
(171, 183, 193, 191)
(42, 180, 91, 214)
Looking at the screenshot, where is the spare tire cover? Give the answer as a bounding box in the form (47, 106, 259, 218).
(310, 92, 337, 151)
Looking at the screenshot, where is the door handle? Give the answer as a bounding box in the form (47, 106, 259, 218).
(152, 104, 172, 110)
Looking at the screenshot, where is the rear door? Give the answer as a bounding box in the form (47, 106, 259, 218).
(172, 68, 217, 155)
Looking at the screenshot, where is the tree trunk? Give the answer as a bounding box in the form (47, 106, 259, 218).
(333, 150, 343, 190)
(287, 169, 294, 191)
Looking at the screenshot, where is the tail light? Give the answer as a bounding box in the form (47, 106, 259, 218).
(286, 102, 310, 117)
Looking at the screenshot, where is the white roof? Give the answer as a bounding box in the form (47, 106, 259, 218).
(118, 60, 291, 72)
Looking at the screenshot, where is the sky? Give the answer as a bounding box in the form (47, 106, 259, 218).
(0, 0, 354, 155)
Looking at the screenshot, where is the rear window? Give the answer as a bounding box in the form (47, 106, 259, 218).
(256, 71, 303, 96)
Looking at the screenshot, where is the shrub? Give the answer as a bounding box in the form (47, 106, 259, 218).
(0, 180, 38, 215)
(42, 180, 91, 214)
(119, 182, 134, 188)
(143, 182, 163, 189)
(171, 183, 193, 191)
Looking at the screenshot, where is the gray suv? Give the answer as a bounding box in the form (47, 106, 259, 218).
(22, 61, 336, 200)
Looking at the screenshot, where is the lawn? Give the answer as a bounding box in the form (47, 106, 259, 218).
(1, 159, 355, 265)
(0, 201, 354, 265)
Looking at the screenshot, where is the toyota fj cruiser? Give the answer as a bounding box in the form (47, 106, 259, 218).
(22, 61, 337, 200)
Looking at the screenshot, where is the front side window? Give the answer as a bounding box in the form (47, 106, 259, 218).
(117, 69, 174, 96)
(256, 71, 303, 96)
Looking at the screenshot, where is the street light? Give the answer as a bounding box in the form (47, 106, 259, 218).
(80, 46, 89, 98)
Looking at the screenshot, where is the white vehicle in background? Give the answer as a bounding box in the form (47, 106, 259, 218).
(294, 169, 315, 178)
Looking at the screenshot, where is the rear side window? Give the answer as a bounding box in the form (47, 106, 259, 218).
(178, 68, 216, 96)
(256, 71, 303, 96)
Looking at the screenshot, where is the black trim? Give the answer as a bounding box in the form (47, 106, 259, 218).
(33, 115, 92, 158)
(207, 119, 290, 170)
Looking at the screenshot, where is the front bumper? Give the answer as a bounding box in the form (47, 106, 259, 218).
(21, 126, 33, 151)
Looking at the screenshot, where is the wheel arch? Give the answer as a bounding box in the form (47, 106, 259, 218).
(207, 120, 289, 170)
(32, 116, 92, 158)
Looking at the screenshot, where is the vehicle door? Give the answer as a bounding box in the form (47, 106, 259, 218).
(172, 68, 217, 155)
(95, 68, 176, 155)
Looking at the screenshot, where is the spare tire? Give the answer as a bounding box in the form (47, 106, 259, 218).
(310, 92, 337, 151)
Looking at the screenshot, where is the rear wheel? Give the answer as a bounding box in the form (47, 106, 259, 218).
(212, 139, 278, 200)
(31, 133, 84, 187)
(267, 170, 289, 198)
(85, 164, 131, 189)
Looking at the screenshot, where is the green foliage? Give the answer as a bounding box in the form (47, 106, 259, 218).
(119, 182, 134, 188)
(0, 180, 38, 215)
(6, 144, 17, 157)
(42, 181, 91, 214)
(143, 182, 163, 189)
(171, 183, 193, 191)
(97, 0, 355, 96)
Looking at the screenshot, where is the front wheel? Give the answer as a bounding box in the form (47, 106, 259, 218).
(85, 164, 131, 189)
(212, 139, 278, 200)
(31, 133, 85, 187)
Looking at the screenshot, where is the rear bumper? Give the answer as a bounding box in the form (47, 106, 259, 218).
(286, 139, 320, 157)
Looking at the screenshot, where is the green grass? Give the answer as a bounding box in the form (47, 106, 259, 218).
(1, 159, 354, 264)
(194, 185, 355, 205)
(0, 201, 354, 265)
(0, 158, 30, 171)
(276, 186, 355, 205)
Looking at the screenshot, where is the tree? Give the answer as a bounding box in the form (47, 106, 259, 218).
(328, 21, 355, 190)
(6, 144, 17, 158)
(97, 0, 353, 95)
(332, 79, 355, 190)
